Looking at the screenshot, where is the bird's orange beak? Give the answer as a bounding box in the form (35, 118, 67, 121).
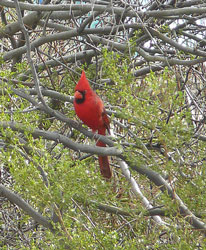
(74, 90, 84, 99)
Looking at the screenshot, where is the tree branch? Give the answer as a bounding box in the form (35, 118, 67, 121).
(0, 121, 121, 156)
(1, 0, 206, 18)
(122, 157, 206, 233)
(0, 184, 54, 231)
(3, 23, 142, 61)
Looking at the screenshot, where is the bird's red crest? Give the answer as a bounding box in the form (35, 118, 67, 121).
(75, 70, 91, 92)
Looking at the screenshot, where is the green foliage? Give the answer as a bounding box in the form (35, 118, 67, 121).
(160, 24, 170, 33)
(1, 0, 206, 247)
(101, 51, 193, 171)
(14, 61, 29, 74)
(1, 52, 205, 248)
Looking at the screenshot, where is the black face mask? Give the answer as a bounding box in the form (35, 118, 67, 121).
(75, 90, 86, 104)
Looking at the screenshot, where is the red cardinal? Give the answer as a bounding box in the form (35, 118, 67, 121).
(74, 71, 112, 179)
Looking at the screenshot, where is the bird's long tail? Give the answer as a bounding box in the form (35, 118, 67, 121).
(96, 138, 112, 179)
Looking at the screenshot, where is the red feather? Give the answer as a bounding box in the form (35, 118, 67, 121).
(74, 71, 112, 178)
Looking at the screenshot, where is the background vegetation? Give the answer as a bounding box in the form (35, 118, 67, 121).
(1, 0, 206, 248)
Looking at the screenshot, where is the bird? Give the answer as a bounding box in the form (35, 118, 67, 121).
(73, 70, 112, 179)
